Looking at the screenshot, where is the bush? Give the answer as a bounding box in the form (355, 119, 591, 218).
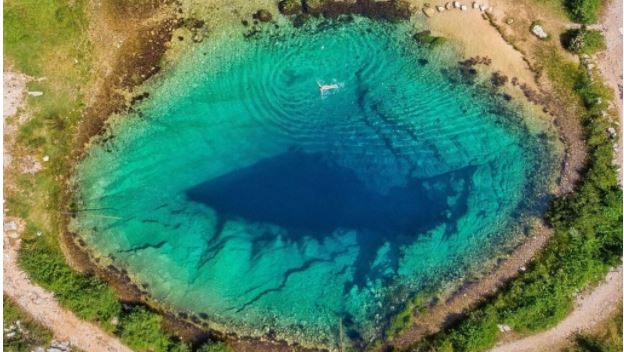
(565, 0, 603, 24)
(561, 28, 606, 54)
(117, 307, 173, 352)
(196, 342, 234, 352)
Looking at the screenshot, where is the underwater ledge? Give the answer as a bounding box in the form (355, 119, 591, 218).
(67, 6, 560, 350)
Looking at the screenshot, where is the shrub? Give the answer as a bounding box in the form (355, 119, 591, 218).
(196, 341, 234, 352)
(117, 307, 172, 352)
(561, 28, 606, 54)
(565, 0, 603, 24)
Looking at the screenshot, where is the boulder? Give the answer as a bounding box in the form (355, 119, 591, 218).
(607, 127, 617, 139)
(531, 24, 548, 39)
(453, 1, 461, 8)
(460, 4, 467, 10)
(436, 5, 446, 12)
(472, 1, 478, 9)
(252, 9, 273, 22)
(445, 2, 453, 9)
(423, 7, 436, 17)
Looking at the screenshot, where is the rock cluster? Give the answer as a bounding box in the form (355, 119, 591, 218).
(423, 1, 490, 17)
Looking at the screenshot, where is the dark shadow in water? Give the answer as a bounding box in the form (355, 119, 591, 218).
(186, 149, 473, 287)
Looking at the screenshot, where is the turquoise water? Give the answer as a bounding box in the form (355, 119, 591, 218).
(73, 18, 551, 349)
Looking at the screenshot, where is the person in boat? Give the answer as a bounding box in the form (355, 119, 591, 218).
(317, 80, 339, 94)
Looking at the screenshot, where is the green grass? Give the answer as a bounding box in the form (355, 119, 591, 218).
(3, 296, 53, 352)
(410, 46, 622, 352)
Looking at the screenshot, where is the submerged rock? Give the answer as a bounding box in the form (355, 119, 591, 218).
(253, 9, 273, 22)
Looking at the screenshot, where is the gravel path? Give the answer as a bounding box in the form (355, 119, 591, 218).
(489, 266, 622, 352)
(3, 71, 132, 352)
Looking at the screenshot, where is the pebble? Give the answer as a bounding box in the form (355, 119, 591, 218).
(27, 91, 43, 97)
(43, 155, 50, 162)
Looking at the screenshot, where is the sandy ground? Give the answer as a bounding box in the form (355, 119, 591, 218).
(489, 266, 623, 352)
(3, 72, 132, 352)
(416, 2, 538, 89)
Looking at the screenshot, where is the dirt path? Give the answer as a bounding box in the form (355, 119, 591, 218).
(3, 72, 132, 352)
(490, 266, 623, 352)
(594, 0, 623, 180)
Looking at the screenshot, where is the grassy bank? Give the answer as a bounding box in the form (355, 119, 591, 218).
(409, 46, 622, 352)
(3, 1, 229, 351)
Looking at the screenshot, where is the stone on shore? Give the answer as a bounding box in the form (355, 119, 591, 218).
(436, 5, 446, 12)
(453, 1, 461, 8)
(460, 4, 467, 10)
(445, 2, 453, 9)
(423, 7, 436, 17)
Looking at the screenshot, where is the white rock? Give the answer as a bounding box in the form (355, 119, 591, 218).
(27, 91, 43, 97)
(520, 265, 526, 272)
(36, 231, 43, 237)
(43, 155, 49, 162)
(587, 63, 595, 69)
(472, 1, 478, 8)
(4, 220, 18, 232)
(445, 2, 453, 9)
(607, 127, 617, 139)
(453, 1, 462, 8)
(436, 5, 446, 11)
(531, 24, 548, 39)
(460, 4, 467, 10)
(479, 4, 488, 11)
